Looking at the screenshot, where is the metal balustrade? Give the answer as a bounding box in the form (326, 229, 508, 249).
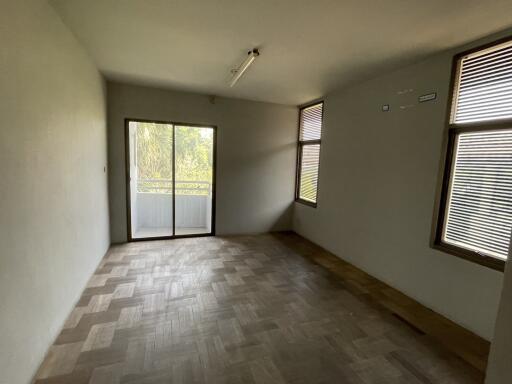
(137, 179, 211, 196)
(131, 179, 212, 237)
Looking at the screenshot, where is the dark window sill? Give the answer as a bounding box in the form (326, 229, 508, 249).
(432, 242, 505, 272)
(295, 198, 317, 208)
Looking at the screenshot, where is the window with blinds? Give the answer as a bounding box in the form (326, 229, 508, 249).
(436, 38, 512, 269)
(452, 40, 512, 124)
(296, 102, 323, 206)
(443, 130, 512, 260)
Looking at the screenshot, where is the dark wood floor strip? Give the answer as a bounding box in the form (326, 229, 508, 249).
(283, 232, 489, 373)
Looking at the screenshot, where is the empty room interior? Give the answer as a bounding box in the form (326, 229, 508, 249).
(3, 1, 512, 383)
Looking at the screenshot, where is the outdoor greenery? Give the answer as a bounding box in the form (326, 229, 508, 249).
(135, 122, 213, 195)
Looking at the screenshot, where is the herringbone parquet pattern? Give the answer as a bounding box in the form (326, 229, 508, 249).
(34, 233, 482, 383)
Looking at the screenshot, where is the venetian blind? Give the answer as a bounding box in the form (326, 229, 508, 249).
(443, 129, 512, 260)
(300, 103, 323, 140)
(453, 40, 512, 124)
(298, 103, 323, 204)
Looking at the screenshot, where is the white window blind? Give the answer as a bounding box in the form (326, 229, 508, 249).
(443, 129, 512, 260)
(299, 144, 320, 203)
(297, 103, 323, 204)
(453, 40, 512, 124)
(300, 104, 323, 141)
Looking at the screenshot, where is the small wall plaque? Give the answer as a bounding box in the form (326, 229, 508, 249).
(419, 92, 437, 103)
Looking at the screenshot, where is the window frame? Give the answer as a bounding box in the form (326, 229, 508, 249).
(432, 37, 512, 271)
(295, 101, 324, 207)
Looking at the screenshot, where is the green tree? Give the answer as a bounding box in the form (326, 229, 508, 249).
(135, 123, 213, 195)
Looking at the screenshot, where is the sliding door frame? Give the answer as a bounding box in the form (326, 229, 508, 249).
(124, 118, 217, 242)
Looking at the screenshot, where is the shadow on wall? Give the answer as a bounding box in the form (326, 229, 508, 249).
(243, 141, 297, 163)
(251, 142, 296, 233)
(270, 202, 294, 232)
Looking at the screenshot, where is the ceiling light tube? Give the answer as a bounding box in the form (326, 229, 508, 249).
(229, 48, 260, 87)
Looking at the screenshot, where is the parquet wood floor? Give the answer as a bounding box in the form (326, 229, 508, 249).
(33, 233, 484, 383)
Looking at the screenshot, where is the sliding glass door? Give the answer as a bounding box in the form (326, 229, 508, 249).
(174, 125, 214, 236)
(126, 120, 215, 240)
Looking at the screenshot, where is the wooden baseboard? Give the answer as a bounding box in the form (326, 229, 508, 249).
(276, 231, 490, 374)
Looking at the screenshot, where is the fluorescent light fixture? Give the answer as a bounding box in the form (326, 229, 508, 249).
(229, 48, 259, 87)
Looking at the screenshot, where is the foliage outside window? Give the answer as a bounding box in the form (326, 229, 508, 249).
(135, 123, 213, 196)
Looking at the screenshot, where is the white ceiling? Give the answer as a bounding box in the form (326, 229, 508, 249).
(50, 0, 512, 105)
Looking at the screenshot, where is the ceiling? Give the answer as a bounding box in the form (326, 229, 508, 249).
(50, 0, 512, 105)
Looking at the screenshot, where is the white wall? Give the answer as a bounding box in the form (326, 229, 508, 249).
(107, 82, 297, 243)
(0, 1, 110, 383)
(293, 32, 512, 340)
(486, 252, 512, 383)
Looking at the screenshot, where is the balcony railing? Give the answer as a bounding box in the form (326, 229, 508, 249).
(137, 179, 211, 196)
(131, 178, 212, 233)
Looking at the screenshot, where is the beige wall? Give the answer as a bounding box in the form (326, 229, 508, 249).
(293, 31, 512, 340)
(107, 82, 297, 243)
(0, 1, 110, 383)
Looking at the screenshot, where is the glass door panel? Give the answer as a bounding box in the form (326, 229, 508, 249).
(174, 125, 214, 236)
(128, 121, 174, 239)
